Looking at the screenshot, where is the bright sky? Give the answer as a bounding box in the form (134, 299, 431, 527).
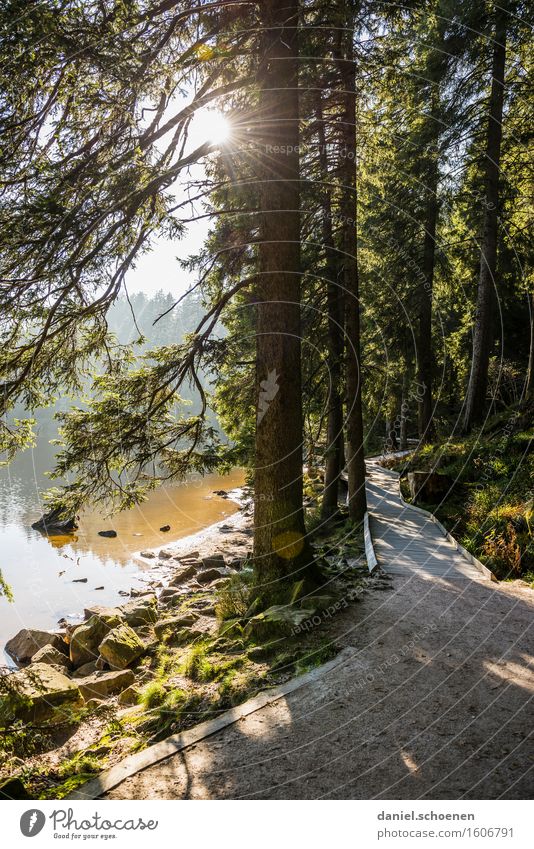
(125, 107, 232, 296)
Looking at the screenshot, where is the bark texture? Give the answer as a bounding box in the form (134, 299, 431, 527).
(337, 9, 367, 523)
(417, 153, 439, 442)
(316, 94, 344, 519)
(253, 0, 311, 588)
(463, 8, 507, 430)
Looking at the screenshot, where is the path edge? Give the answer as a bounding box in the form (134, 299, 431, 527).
(364, 511, 378, 574)
(67, 646, 356, 801)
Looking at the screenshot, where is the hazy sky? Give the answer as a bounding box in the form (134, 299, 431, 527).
(125, 107, 230, 297)
(125, 217, 211, 297)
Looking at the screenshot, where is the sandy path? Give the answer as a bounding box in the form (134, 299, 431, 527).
(106, 471, 534, 800)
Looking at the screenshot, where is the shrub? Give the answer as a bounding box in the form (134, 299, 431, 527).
(481, 525, 522, 578)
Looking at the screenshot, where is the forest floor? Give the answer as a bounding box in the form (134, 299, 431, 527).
(105, 465, 534, 800)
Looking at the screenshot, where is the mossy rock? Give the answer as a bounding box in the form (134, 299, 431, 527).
(98, 625, 146, 669)
(70, 614, 122, 667)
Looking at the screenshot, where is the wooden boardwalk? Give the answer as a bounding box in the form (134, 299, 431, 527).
(366, 461, 482, 581)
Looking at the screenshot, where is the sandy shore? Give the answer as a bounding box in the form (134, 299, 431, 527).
(130, 487, 253, 593)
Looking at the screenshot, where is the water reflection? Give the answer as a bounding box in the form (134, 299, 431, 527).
(0, 445, 243, 660)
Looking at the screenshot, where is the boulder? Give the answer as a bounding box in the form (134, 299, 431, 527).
(158, 586, 180, 601)
(196, 568, 224, 584)
(0, 776, 32, 800)
(168, 564, 198, 586)
(165, 627, 204, 646)
(201, 554, 225, 570)
(154, 613, 199, 640)
(98, 529, 117, 538)
(98, 624, 146, 669)
(158, 549, 174, 560)
(5, 629, 67, 665)
(83, 605, 123, 621)
(119, 596, 157, 626)
(71, 661, 98, 679)
(31, 507, 77, 534)
(69, 613, 122, 667)
(77, 669, 135, 702)
(140, 550, 156, 559)
(159, 525, 171, 532)
(0, 663, 82, 723)
(407, 471, 454, 504)
(117, 685, 142, 706)
(30, 645, 70, 671)
(179, 550, 200, 560)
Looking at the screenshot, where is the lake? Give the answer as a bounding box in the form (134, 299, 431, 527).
(0, 443, 244, 663)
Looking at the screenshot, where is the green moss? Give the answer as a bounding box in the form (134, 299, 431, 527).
(392, 415, 534, 580)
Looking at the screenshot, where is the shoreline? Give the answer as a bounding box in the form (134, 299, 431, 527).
(133, 486, 250, 566)
(3, 485, 252, 664)
(129, 486, 252, 598)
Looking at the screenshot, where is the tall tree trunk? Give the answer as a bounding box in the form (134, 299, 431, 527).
(417, 148, 439, 442)
(463, 6, 507, 431)
(253, 0, 311, 589)
(524, 289, 534, 401)
(316, 94, 344, 519)
(400, 371, 408, 450)
(337, 7, 367, 523)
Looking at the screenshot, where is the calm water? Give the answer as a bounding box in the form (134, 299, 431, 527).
(0, 444, 243, 662)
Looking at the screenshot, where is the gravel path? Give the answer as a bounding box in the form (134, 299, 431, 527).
(106, 469, 534, 800)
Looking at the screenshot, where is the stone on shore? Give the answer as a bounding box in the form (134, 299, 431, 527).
(77, 669, 135, 702)
(119, 596, 157, 626)
(154, 613, 199, 640)
(83, 605, 124, 621)
(201, 554, 225, 570)
(5, 629, 67, 665)
(168, 564, 198, 586)
(30, 645, 70, 671)
(165, 626, 204, 646)
(71, 661, 99, 678)
(98, 624, 146, 669)
(69, 613, 122, 667)
(140, 550, 156, 558)
(117, 685, 142, 706)
(0, 663, 82, 723)
(0, 775, 32, 800)
(158, 587, 182, 604)
(196, 568, 225, 584)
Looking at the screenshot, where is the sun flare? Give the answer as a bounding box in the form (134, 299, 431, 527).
(191, 107, 231, 146)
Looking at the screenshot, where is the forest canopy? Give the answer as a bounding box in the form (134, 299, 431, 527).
(0, 0, 532, 593)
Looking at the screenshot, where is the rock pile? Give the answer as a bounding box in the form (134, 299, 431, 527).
(1, 545, 245, 723)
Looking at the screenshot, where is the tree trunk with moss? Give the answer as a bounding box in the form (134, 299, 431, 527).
(463, 6, 507, 431)
(253, 0, 313, 593)
(417, 151, 438, 442)
(316, 93, 344, 519)
(336, 7, 367, 523)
